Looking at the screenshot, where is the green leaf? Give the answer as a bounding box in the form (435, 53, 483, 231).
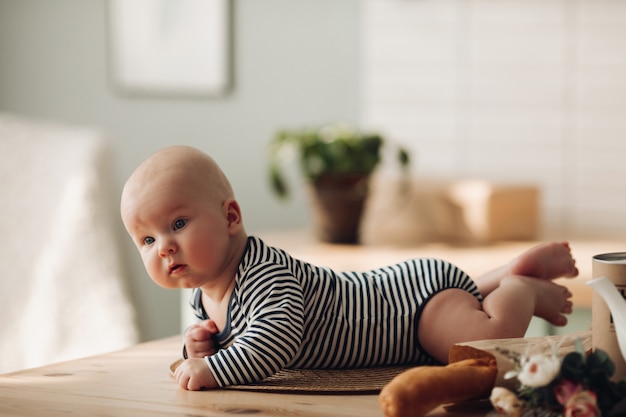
(269, 164, 289, 199)
(398, 147, 410, 167)
(267, 123, 411, 199)
(588, 348, 615, 379)
(574, 337, 585, 356)
(560, 351, 586, 381)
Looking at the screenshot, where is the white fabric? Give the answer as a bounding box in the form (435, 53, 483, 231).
(0, 113, 138, 373)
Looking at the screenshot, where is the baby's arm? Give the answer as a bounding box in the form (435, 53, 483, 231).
(175, 320, 220, 390)
(176, 316, 303, 390)
(177, 271, 305, 390)
(183, 319, 219, 358)
(174, 358, 219, 390)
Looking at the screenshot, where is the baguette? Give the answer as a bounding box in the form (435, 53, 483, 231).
(378, 356, 497, 417)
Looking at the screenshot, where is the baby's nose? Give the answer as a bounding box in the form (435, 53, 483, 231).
(158, 239, 177, 257)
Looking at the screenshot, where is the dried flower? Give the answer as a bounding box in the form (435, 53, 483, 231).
(517, 354, 561, 388)
(554, 379, 582, 406)
(490, 387, 525, 417)
(563, 391, 600, 417)
(493, 339, 626, 417)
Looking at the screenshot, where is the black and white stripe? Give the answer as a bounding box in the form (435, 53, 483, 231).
(191, 236, 481, 387)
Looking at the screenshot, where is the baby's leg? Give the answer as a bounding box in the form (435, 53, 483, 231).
(475, 242, 578, 297)
(418, 276, 573, 363)
(509, 241, 578, 280)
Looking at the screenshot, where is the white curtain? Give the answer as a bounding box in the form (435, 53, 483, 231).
(0, 114, 138, 373)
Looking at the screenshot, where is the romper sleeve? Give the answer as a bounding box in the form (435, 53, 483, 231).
(204, 269, 305, 387)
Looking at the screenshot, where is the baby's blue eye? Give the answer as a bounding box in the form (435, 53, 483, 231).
(173, 219, 187, 230)
(143, 236, 155, 245)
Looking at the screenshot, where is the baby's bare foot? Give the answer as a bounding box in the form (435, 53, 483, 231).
(527, 277, 573, 326)
(501, 275, 573, 326)
(509, 242, 579, 280)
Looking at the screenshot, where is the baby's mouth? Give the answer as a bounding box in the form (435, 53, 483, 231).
(169, 264, 186, 274)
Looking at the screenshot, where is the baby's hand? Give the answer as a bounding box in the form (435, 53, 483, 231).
(184, 320, 219, 358)
(174, 358, 217, 390)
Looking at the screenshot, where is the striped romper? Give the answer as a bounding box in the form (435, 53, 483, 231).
(189, 236, 482, 387)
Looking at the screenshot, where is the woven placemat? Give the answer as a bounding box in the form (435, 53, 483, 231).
(169, 358, 411, 394)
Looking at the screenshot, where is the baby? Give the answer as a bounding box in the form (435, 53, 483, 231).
(120, 145, 578, 391)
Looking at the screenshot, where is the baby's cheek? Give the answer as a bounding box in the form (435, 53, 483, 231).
(145, 261, 172, 288)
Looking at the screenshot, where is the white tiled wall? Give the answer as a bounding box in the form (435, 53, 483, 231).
(362, 0, 626, 238)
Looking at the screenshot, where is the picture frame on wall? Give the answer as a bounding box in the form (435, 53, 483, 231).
(107, 0, 230, 97)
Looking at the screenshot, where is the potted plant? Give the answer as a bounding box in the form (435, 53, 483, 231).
(268, 123, 410, 243)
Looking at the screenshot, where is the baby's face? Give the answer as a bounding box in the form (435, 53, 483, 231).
(122, 174, 235, 290)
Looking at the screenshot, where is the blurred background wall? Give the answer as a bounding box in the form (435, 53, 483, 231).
(1, 0, 626, 345)
(361, 0, 626, 240)
(0, 0, 361, 342)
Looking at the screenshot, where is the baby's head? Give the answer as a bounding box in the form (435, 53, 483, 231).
(121, 146, 246, 289)
(121, 145, 234, 221)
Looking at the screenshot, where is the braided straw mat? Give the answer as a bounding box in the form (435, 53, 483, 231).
(169, 358, 411, 394)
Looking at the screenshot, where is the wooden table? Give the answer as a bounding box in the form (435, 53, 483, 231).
(0, 336, 472, 417)
(4, 234, 621, 416)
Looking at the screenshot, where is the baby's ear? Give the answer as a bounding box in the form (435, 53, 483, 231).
(223, 198, 243, 230)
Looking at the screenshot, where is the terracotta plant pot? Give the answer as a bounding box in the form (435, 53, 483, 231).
(307, 173, 369, 244)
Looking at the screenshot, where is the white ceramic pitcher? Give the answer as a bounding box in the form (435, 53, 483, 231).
(587, 276, 626, 362)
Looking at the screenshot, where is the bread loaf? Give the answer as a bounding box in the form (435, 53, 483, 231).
(378, 356, 497, 417)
